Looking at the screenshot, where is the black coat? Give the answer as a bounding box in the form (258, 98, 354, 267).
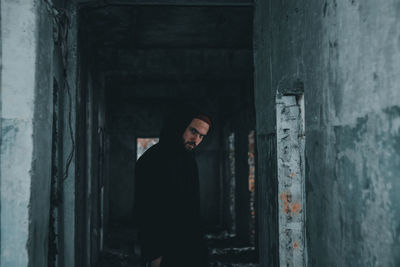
(135, 111, 208, 267)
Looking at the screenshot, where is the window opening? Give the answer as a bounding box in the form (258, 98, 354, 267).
(136, 138, 159, 160)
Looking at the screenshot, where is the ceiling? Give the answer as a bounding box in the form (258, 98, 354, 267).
(80, 4, 254, 106)
(83, 6, 253, 50)
(77, 0, 253, 7)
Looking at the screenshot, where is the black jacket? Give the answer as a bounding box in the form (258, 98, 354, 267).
(135, 110, 208, 267)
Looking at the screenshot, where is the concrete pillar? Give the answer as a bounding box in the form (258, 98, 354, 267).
(222, 127, 236, 234)
(0, 0, 53, 266)
(235, 125, 251, 243)
(253, 0, 279, 264)
(59, 3, 78, 267)
(276, 95, 305, 266)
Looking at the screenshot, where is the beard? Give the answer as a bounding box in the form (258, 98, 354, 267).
(183, 140, 196, 151)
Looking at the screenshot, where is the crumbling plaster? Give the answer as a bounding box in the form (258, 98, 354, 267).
(1, 0, 54, 266)
(254, 0, 400, 266)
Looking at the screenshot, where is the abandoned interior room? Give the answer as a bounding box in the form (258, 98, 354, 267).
(1, 0, 399, 266)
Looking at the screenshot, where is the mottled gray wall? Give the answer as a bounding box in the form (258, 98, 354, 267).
(254, 0, 400, 266)
(29, 1, 54, 266)
(0, 0, 53, 266)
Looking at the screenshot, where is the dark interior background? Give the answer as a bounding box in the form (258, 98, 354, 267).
(76, 7, 258, 266)
(81, 4, 255, 233)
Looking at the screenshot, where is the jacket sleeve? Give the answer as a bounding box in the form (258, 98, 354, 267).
(135, 157, 168, 261)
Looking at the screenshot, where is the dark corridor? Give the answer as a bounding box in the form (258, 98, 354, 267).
(78, 3, 257, 267)
(3, 1, 400, 267)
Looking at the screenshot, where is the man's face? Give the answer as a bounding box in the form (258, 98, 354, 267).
(182, 118, 210, 151)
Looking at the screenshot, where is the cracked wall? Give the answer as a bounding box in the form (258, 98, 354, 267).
(0, 0, 54, 266)
(254, 0, 400, 265)
(277, 95, 305, 267)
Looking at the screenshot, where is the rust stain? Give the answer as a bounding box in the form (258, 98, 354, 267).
(291, 202, 301, 214)
(290, 172, 296, 178)
(293, 241, 299, 249)
(280, 192, 291, 214)
(280, 192, 302, 215)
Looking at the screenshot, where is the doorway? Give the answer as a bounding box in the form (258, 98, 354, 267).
(77, 3, 257, 266)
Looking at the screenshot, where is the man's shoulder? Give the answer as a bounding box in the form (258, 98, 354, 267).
(135, 143, 167, 179)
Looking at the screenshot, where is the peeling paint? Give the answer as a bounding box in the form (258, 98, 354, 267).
(255, 0, 400, 265)
(333, 107, 400, 266)
(277, 95, 305, 266)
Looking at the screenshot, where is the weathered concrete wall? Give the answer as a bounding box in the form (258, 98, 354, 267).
(276, 95, 305, 266)
(59, 2, 78, 267)
(29, 1, 54, 266)
(0, 0, 53, 266)
(80, 68, 104, 266)
(75, 19, 104, 265)
(253, 0, 279, 264)
(255, 0, 400, 265)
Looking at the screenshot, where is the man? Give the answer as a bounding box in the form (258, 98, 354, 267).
(135, 108, 211, 267)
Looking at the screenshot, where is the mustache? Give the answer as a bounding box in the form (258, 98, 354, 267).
(185, 141, 196, 146)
